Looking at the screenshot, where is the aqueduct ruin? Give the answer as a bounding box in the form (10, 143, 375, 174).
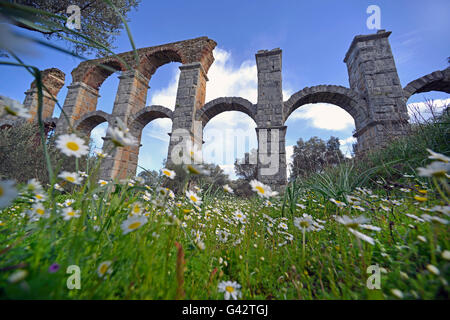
(4, 30, 450, 189)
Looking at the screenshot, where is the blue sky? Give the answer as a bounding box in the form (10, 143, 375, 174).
(1, 0, 449, 179)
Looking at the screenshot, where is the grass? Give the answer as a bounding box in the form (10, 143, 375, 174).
(0, 157, 449, 299)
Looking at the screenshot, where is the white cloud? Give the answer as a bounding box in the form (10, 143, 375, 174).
(407, 98, 449, 122)
(339, 136, 356, 158)
(144, 118, 172, 143)
(90, 123, 108, 151)
(287, 103, 355, 131)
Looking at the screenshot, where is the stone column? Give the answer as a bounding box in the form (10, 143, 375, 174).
(100, 69, 150, 181)
(254, 49, 287, 189)
(255, 126, 287, 191)
(344, 30, 409, 154)
(23, 68, 65, 122)
(167, 62, 207, 165)
(55, 82, 99, 135)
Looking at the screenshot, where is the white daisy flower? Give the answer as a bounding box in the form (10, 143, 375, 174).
(56, 134, 89, 158)
(186, 190, 202, 205)
(30, 202, 49, 219)
(106, 120, 138, 147)
(97, 261, 113, 278)
(61, 207, 80, 220)
(417, 161, 449, 178)
(33, 193, 47, 202)
(0, 180, 18, 209)
(64, 199, 75, 207)
(26, 179, 43, 194)
(186, 164, 209, 175)
(330, 198, 347, 208)
(442, 250, 450, 260)
(426, 264, 440, 276)
(54, 183, 64, 191)
(161, 168, 176, 179)
(278, 222, 288, 230)
(95, 151, 108, 159)
(426, 149, 450, 163)
(223, 184, 234, 194)
(233, 210, 247, 223)
(8, 269, 28, 283)
(335, 215, 370, 228)
(129, 202, 144, 216)
(250, 179, 272, 198)
(58, 171, 83, 185)
(98, 179, 108, 186)
(218, 281, 242, 300)
(1, 100, 31, 119)
(217, 229, 230, 243)
(391, 289, 403, 299)
(405, 213, 425, 222)
(294, 214, 316, 232)
(121, 215, 148, 235)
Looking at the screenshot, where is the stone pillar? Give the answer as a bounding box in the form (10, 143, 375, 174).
(255, 126, 287, 191)
(23, 68, 65, 122)
(344, 30, 409, 153)
(167, 62, 207, 165)
(100, 70, 150, 181)
(55, 82, 99, 135)
(254, 49, 286, 189)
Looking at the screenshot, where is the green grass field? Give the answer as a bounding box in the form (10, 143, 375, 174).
(1, 152, 448, 299)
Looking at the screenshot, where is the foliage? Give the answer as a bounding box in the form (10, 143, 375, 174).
(0, 122, 94, 185)
(0, 154, 449, 299)
(290, 136, 345, 180)
(234, 150, 257, 181)
(6, 0, 141, 56)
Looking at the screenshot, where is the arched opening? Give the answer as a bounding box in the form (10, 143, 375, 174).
(128, 106, 173, 178)
(96, 71, 121, 114)
(202, 110, 258, 180)
(284, 89, 358, 180)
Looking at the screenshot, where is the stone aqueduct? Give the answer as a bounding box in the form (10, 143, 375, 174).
(4, 30, 450, 189)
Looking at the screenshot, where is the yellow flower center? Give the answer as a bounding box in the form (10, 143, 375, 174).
(4, 106, 18, 116)
(128, 222, 141, 230)
(225, 286, 235, 293)
(187, 165, 200, 174)
(190, 195, 197, 202)
(414, 195, 427, 202)
(99, 264, 108, 274)
(133, 205, 141, 213)
(67, 211, 75, 216)
(300, 221, 309, 228)
(36, 208, 45, 215)
(163, 170, 171, 176)
(36, 194, 43, 199)
(66, 141, 80, 151)
(66, 176, 76, 183)
(255, 186, 265, 194)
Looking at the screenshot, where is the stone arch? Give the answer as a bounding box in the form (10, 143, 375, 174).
(73, 110, 111, 136)
(196, 97, 257, 127)
(128, 105, 173, 137)
(283, 85, 367, 130)
(403, 67, 450, 101)
(72, 59, 127, 90)
(71, 37, 217, 89)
